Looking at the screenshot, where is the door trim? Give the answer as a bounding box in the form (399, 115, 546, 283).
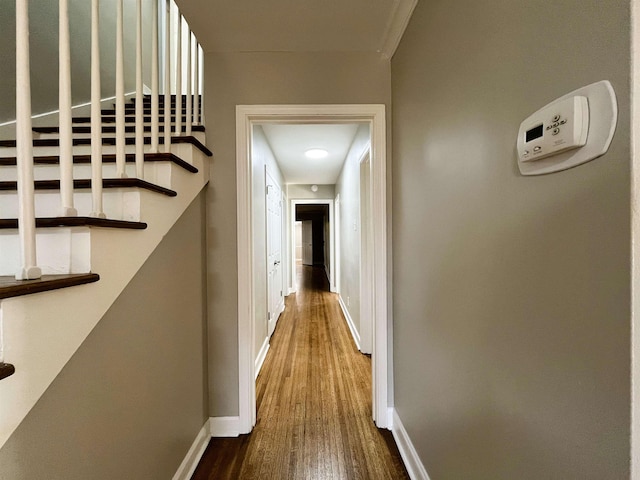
(236, 104, 389, 432)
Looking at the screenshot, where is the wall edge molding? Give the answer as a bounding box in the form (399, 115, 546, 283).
(338, 294, 361, 351)
(255, 336, 270, 380)
(392, 409, 431, 480)
(172, 420, 210, 480)
(379, 0, 418, 59)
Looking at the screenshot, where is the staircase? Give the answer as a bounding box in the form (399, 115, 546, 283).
(0, 0, 208, 451)
(0, 94, 211, 448)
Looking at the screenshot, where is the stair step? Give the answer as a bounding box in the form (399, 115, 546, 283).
(0, 273, 100, 300)
(0, 135, 213, 157)
(102, 107, 192, 115)
(0, 152, 198, 174)
(133, 98, 202, 106)
(0, 178, 177, 197)
(0, 363, 15, 380)
(0, 217, 147, 230)
(33, 125, 205, 135)
(73, 115, 190, 124)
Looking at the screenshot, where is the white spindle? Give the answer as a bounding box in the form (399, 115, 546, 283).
(59, 0, 76, 216)
(90, 0, 105, 218)
(151, 0, 159, 153)
(186, 29, 192, 136)
(115, 0, 126, 177)
(135, 0, 144, 178)
(175, 13, 182, 136)
(163, 0, 171, 151)
(200, 46, 205, 127)
(193, 41, 199, 126)
(15, 0, 41, 280)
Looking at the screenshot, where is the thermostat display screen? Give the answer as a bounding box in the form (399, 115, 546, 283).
(525, 124, 544, 142)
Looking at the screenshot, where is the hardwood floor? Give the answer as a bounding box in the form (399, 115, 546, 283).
(192, 265, 409, 479)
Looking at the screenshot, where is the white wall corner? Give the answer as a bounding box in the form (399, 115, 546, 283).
(209, 416, 243, 438)
(392, 409, 431, 480)
(338, 294, 361, 351)
(378, 0, 419, 59)
(255, 337, 270, 380)
(171, 420, 211, 480)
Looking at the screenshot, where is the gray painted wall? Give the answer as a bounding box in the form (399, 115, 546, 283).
(204, 51, 391, 416)
(0, 193, 209, 479)
(392, 1, 630, 478)
(0, 0, 153, 127)
(335, 123, 370, 337)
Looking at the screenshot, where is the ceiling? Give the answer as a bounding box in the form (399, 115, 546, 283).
(174, 0, 416, 186)
(175, 0, 417, 56)
(261, 124, 362, 185)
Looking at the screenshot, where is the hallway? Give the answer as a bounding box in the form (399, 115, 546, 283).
(192, 265, 408, 479)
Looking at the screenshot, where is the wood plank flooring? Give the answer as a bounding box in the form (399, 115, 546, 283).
(192, 265, 409, 479)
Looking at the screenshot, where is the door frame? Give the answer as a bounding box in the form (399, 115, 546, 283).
(290, 199, 335, 292)
(236, 104, 390, 432)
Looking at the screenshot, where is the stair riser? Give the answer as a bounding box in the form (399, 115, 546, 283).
(0, 189, 142, 221)
(0, 162, 173, 189)
(0, 228, 91, 275)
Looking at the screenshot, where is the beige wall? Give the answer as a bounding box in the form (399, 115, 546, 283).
(204, 51, 391, 416)
(392, 1, 630, 478)
(0, 193, 209, 479)
(335, 124, 370, 337)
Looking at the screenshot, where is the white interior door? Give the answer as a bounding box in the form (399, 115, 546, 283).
(302, 220, 313, 266)
(266, 170, 284, 337)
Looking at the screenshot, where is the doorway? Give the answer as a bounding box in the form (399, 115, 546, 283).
(236, 104, 389, 433)
(291, 200, 335, 292)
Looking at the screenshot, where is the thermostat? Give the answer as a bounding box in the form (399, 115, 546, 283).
(517, 80, 617, 175)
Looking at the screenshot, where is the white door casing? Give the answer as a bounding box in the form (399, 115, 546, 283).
(236, 104, 389, 432)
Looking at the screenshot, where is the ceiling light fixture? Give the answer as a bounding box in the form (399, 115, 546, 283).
(305, 148, 328, 159)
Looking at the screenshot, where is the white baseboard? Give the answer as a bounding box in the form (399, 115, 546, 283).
(338, 294, 361, 351)
(172, 420, 211, 480)
(255, 336, 270, 380)
(209, 416, 243, 438)
(392, 409, 431, 480)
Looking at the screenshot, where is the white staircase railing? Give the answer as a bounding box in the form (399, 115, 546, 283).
(12, 0, 204, 281)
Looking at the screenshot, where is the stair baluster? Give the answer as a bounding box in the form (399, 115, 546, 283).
(186, 28, 193, 136)
(194, 40, 200, 126)
(14, 0, 41, 281)
(115, 0, 126, 178)
(135, 0, 145, 178)
(175, 13, 183, 136)
(59, 0, 77, 216)
(90, 0, 105, 218)
(163, 0, 172, 153)
(151, 0, 160, 153)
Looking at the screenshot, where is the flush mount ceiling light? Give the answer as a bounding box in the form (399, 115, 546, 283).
(305, 148, 328, 159)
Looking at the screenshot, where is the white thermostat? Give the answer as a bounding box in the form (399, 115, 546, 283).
(517, 80, 617, 175)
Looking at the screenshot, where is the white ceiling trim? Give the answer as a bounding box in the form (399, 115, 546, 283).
(378, 0, 418, 59)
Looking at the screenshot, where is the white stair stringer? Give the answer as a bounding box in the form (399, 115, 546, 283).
(0, 143, 210, 450)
